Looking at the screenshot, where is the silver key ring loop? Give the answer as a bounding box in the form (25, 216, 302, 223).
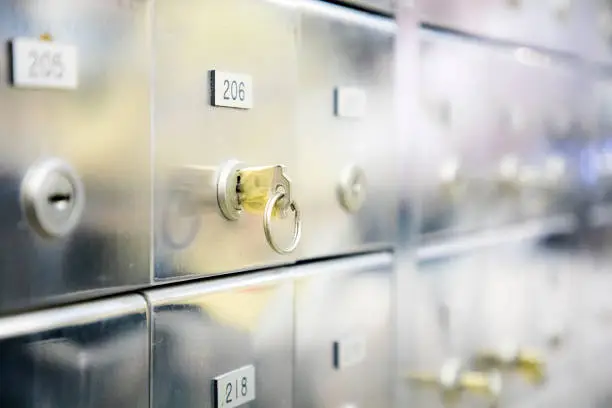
(263, 192, 301, 255)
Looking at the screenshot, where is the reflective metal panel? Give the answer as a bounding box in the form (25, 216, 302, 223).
(153, 0, 299, 280)
(416, 0, 579, 54)
(404, 220, 587, 408)
(0, 0, 151, 312)
(0, 295, 149, 408)
(146, 268, 293, 408)
(418, 30, 583, 240)
(294, 252, 393, 408)
(294, 1, 398, 260)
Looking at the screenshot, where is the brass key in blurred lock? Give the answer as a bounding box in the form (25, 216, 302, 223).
(407, 358, 502, 406)
(216, 160, 301, 255)
(474, 346, 546, 385)
(237, 165, 291, 218)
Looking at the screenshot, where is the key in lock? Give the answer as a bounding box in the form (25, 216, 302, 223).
(217, 160, 301, 255)
(237, 165, 292, 218)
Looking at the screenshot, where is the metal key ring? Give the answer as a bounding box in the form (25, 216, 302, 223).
(263, 191, 301, 255)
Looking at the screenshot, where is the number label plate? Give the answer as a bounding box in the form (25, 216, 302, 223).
(334, 87, 367, 118)
(213, 365, 256, 408)
(11, 38, 78, 90)
(210, 70, 253, 109)
(333, 336, 367, 369)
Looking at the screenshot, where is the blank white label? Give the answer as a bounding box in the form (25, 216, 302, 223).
(334, 336, 367, 369)
(334, 87, 367, 118)
(213, 365, 256, 408)
(11, 38, 78, 90)
(210, 70, 253, 109)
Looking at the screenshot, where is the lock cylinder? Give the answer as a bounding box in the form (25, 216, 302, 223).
(216, 160, 301, 255)
(474, 346, 546, 385)
(407, 358, 502, 404)
(20, 158, 85, 238)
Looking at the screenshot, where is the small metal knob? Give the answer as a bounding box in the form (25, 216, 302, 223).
(337, 164, 367, 213)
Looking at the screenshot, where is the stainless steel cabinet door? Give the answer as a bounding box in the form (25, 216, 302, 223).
(418, 32, 503, 237)
(146, 269, 294, 408)
(0, 295, 149, 408)
(294, 252, 393, 408)
(153, 0, 299, 280)
(0, 0, 151, 312)
(418, 31, 581, 239)
(294, 2, 398, 259)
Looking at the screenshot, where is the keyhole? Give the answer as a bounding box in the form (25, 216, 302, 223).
(48, 193, 72, 211)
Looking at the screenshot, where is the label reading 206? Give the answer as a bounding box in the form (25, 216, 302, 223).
(11, 38, 78, 89)
(210, 70, 253, 109)
(213, 365, 256, 408)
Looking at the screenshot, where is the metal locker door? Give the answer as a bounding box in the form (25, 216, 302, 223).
(293, 252, 393, 408)
(0, 295, 149, 408)
(418, 31, 501, 237)
(294, 1, 397, 260)
(153, 0, 300, 280)
(404, 249, 503, 408)
(146, 269, 294, 408)
(0, 0, 151, 312)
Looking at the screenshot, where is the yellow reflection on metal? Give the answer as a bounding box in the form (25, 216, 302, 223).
(194, 286, 274, 333)
(476, 348, 546, 385)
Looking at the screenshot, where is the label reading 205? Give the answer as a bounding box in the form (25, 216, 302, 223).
(213, 365, 256, 408)
(11, 38, 78, 90)
(210, 70, 253, 109)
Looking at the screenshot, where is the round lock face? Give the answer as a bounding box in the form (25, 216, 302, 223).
(20, 158, 85, 238)
(337, 165, 367, 213)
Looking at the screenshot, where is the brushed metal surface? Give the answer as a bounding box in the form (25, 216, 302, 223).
(294, 1, 398, 260)
(0, 0, 151, 312)
(145, 268, 294, 408)
(153, 0, 299, 280)
(417, 30, 585, 240)
(416, 0, 580, 54)
(294, 252, 393, 408)
(0, 295, 149, 407)
(577, 0, 612, 63)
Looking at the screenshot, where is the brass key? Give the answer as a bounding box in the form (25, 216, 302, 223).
(216, 160, 301, 255)
(407, 358, 502, 406)
(237, 165, 291, 217)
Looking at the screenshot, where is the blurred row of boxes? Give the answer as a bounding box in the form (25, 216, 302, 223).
(399, 1, 612, 408)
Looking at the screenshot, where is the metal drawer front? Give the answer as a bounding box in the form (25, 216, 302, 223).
(0, 295, 149, 408)
(146, 269, 294, 408)
(418, 31, 583, 240)
(418, 32, 503, 237)
(295, 1, 398, 259)
(153, 0, 299, 280)
(417, 0, 579, 54)
(0, 0, 151, 312)
(294, 252, 393, 408)
(406, 226, 587, 408)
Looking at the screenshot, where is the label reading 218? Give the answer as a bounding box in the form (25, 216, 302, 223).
(210, 70, 253, 109)
(213, 365, 256, 408)
(11, 37, 78, 90)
